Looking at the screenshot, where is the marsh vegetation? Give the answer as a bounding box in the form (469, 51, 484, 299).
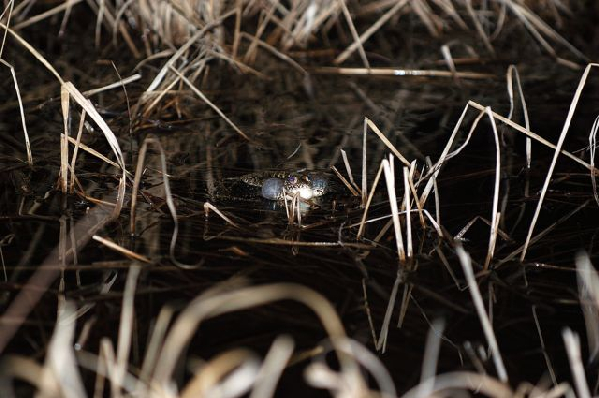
(1, 1, 599, 397)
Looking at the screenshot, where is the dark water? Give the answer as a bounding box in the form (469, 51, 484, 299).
(2, 8, 599, 396)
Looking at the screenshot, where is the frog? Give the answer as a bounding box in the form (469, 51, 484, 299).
(212, 170, 339, 202)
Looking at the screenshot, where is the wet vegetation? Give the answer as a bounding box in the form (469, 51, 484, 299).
(2, 1, 599, 397)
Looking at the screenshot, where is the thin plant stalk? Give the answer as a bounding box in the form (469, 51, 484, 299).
(484, 106, 501, 270)
(456, 246, 508, 382)
(383, 156, 405, 263)
(506, 65, 531, 168)
(563, 328, 591, 398)
(521, 63, 599, 261)
(0, 59, 31, 165)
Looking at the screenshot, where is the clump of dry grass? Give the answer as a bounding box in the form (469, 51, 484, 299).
(0, 280, 386, 397)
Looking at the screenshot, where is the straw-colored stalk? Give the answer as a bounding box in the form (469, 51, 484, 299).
(483, 107, 501, 270)
(150, 283, 365, 393)
(92, 236, 151, 263)
(531, 306, 557, 384)
(335, 0, 408, 64)
(563, 328, 591, 398)
(589, 116, 599, 206)
(0, 59, 32, 165)
(456, 245, 508, 382)
(521, 63, 599, 261)
(506, 65, 531, 168)
(575, 253, 599, 362)
(419, 318, 445, 396)
(59, 86, 70, 193)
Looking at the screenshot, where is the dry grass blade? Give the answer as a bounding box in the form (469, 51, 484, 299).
(0, 22, 64, 83)
(498, 199, 591, 265)
(420, 105, 484, 206)
(214, 235, 373, 249)
(115, 265, 140, 395)
(144, 28, 203, 92)
(366, 118, 411, 168)
(357, 161, 384, 238)
(507, 65, 531, 167)
(542, 383, 576, 398)
(403, 166, 412, 259)
(69, 110, 86, 192)
(98, 338, 119, 396)
(0, 0, 14, 59)
(66, 135, 121, 170)
(283, 191, 303, 226)
(456, 245, 508, 382)
(170, 66, 250, 141)
(243, 5, 277, 65)
(204, 202, 240, 228)
(402, 371, 512, 398)
(455, 216, 511, 243)
(374, 155, 407, 354)
(62, 81, 127, 216)
(531, 306, 557, 384)
(361, 118, 368, 206)
(397, 283, 412, 328)
(420, 318, 445, 396)
(232, 0, 242, 58)
(131, 137, 201, 268)
(335, 0, 408, 64)
(468, 100, 598, 173)
(0, 355, 45, 397)
(95, 0, 105, 48)
(142, 73, 183, 116)
(504, 0, 586, 62)
(338, 0, 369, 68)
(83, 73, 141, 96)
(249, 336, 294, 398)
(521, 63, 599, 261)
(92, 236, 150, 263)
(335, 339, 396, 397)
(313, 66, 494, 79)
(383, 156, 406, 263)
(181, 349, 259, 398)
(425, 157, 441, 228)
(0, 59, 32, 165)
(0, 188, 117, 353)
(12, 0, 83, 30)
(411, 0, 441, 37)
(483, 107, 501, 270)
(330, 165, 360, 196)
(134, 306, 174, 394)
(130, 138, 151, 235)
(144, 10, 235, 92)
(562, 328, 591, 398)
(589, 116, 599, 206)
(340, 149, 361, 194)
(59, 86, 70, 193)
(440, 45, 458, 81)
(239, 32, 307, 76)
(376, 268, 402, 354)
(43, 299, 86, 398)
(150, 284, 364, 389)
(407, 163, 425, 227)
(465, 0, 495, 55)
(575, 252, 599, 362)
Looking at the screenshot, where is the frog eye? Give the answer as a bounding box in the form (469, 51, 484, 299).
(305, 174, 312, 182)
(287, 176, 298, 184)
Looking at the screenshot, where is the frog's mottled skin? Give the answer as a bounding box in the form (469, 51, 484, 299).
(213, 170, 339, 201)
